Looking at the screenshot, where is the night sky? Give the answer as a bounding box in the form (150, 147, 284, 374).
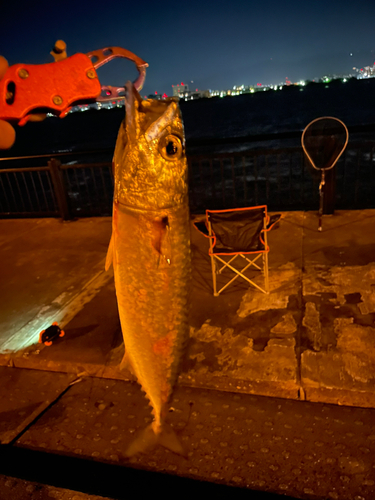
(1, 0, 374, 98)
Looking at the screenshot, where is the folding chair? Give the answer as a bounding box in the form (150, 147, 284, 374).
(194, 206, 281, 296)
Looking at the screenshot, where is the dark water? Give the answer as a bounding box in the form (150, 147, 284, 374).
(2, 77, 375, 160)
(181, 78, 375, 140)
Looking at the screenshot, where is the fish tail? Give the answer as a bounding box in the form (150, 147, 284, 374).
(125, 421, 187, 458)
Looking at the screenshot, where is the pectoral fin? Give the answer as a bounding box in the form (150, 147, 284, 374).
(151, 216, 172, 265)
(119, 351, 137, 381)
(105, 233, 114, 271)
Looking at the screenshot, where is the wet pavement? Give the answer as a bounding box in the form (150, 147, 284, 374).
(0, 211, 375, 499)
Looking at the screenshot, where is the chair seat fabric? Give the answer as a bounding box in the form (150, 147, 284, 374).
(209, 208, 265, 254)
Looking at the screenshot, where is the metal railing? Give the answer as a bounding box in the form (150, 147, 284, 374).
(188, 147, 311, 212)
(0, 153, 114, 218)
(1, 140, 375, 218)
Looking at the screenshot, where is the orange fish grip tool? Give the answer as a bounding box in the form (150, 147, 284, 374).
(0, 47, 148, 126)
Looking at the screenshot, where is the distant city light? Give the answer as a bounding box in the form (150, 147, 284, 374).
(68, 57, 375, 113)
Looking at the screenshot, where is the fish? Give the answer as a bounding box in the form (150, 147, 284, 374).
(105, 82, 191, 457)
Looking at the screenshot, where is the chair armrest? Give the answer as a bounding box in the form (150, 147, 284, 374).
(266, 214, 282, 231)
(193, 220, 211, 238)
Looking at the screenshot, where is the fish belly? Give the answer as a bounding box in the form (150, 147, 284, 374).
(112, 200, 191, 426)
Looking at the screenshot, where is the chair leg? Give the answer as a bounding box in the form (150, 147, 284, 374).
(263, 251, 269, 293)
(262, 215, 270, 293)
(211, 254, 218, 296)
(208, 219, 220, 296)
(214, 254, 268, 294)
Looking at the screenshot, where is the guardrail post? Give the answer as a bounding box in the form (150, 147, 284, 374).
(48, 158, 71, 220)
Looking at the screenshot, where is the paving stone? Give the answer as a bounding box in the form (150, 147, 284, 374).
(17, 377, 375, 500)
(0, 367, 75, 444)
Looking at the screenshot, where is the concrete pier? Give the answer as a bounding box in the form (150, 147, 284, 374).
(0, 211, 374, 499)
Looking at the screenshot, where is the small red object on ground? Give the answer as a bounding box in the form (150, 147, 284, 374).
(38, 322, 65, 346)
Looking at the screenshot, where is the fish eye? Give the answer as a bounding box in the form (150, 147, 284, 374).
(159, 134, 183, 161)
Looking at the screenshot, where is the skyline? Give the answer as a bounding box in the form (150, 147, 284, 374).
(1, 0, 375, 97)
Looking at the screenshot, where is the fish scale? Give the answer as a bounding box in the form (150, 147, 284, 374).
(106, 82, 191, 455)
